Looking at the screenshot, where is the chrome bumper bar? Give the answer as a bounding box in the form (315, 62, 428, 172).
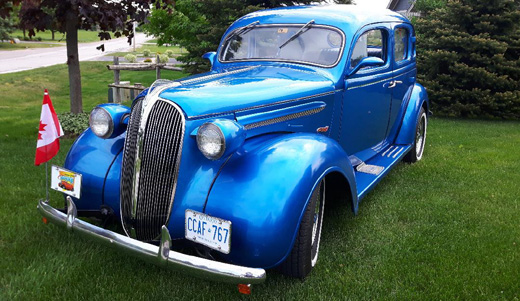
(37, 198, 266, 284)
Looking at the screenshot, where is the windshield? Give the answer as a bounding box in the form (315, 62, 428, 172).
(220, 25, 344, 67)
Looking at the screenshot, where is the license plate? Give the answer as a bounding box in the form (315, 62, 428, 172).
(185, 210, 231, 254)
(50, 165, 82, 198)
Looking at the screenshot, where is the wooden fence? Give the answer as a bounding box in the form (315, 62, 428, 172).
(106, 55, 183, 103)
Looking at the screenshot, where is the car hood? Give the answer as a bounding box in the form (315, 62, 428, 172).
(159, 65, 335, 119)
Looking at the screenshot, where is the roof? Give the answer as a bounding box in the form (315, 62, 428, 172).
(229, 5, 408, 36)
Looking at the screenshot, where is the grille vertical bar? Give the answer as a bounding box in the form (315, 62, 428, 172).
(120, 99, 185, 241)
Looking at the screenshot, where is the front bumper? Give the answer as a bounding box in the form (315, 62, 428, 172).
(37, 197, 266, 284)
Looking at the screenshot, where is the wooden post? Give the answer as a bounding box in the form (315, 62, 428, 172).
(113, 56, 120, 103)
(156, 54, 161, 79)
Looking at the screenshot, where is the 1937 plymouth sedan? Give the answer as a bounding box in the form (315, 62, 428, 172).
(39, 5, 429, 287)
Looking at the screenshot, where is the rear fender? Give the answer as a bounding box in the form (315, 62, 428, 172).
(395, 83, 429, 145)
(204, 133, 357, 268)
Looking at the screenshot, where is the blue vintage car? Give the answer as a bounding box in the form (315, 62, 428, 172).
(39, 5, 429, 286)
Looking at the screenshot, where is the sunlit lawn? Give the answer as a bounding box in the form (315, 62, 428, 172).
(0, 62, 519, 300)
(0, 42, 60, 51)
(10, 29, 104, 43)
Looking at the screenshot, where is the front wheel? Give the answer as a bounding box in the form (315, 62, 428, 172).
(279, 180, 325, 279)
(404, 107, 427, 163)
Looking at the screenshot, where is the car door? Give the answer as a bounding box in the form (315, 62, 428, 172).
(341, 26, 393, 159)
(387, 23, 416, 138)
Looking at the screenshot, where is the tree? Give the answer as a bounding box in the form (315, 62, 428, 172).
(415, 0, 520, 119)
(144, 0, 353, 74)
(19, 0, 169, 114)
(0, 1, 18, 40)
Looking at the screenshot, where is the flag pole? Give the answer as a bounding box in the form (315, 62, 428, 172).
(45, 162, 49, 202)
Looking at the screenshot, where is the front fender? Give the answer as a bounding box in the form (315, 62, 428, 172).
(395, 83, 429, 145)
(64, 129, 125, 212)
(204, 133, 357, 268)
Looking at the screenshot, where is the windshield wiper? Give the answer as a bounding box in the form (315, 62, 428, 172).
(279, 19, 315, 49)
(225, 21, 260, 42)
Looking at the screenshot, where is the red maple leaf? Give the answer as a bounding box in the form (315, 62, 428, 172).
(38, 121, 47, 140)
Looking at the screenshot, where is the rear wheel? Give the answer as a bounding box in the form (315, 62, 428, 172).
(404, 107, 427, 163)
(279, 180, 325, 279)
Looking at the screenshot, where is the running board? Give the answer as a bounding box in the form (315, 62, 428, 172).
(355, 144, 411, 200)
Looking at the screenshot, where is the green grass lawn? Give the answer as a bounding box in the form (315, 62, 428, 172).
(11, 29, 104, 43)
(0, 63, 519, 299)
(0, 42, 61, 51)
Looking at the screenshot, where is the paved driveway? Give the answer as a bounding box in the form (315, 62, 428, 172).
(0, 33, 149, 74)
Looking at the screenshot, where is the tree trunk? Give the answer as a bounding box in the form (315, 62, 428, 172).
(51, 30, 55, 41)
(65, 10, 83, 114)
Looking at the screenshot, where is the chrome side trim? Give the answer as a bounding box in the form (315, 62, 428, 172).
(39, 199, 266, 284)
(244, 106, 325, 130)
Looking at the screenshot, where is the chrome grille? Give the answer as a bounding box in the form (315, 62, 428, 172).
(120, 99, 143, 221)
(120, 99, 185, 241)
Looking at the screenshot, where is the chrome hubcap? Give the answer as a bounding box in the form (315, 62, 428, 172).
(311, 181, 325, 267)
(415, 113, 427, 160)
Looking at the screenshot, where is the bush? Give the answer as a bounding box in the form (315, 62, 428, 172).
(143, 58, 152, 63)
(58, 112, 90, 136)
(36, 37, 42, 41)
(158, 54, 169, 63)
(124, 54, 137, 63)
(165, 49, 175, 58)
(142, 49, 151, 56)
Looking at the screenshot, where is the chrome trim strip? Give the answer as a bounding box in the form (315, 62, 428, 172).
(392, 146, 405, 158)
(39, 199, 266, 284)
(387, 146, 400, 157)
(382, 145, 394, 157)
(244, 106, 325, 130)
(190, 90, 335, 120)
(347, 75, 397, 90)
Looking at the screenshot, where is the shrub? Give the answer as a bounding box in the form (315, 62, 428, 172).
(124, 54, 137, 63)
(36, 37, 42, 41)
(58, 112, 90, 136)
(143, 58, 152, 63)
(165, 49, 175, 58)
(158, 54, 169, 63)
(142, 49, 151, 56)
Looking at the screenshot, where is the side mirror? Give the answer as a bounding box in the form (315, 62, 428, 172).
(347, 57, 385, 76)
(202, 52, 217, 67)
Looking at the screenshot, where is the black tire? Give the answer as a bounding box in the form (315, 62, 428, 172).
(404, 107, 427, 163)
(279, 180, 325, 279)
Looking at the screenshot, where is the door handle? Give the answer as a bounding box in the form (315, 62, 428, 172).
(385, 80, 403, 89)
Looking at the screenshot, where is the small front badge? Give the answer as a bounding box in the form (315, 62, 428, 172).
(51, 165, 82, 198)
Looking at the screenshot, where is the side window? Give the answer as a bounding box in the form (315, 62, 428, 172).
(394, 27, 408, 62)
(351, 29, 386, 68)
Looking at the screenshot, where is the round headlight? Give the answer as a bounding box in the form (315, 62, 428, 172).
(197, 123, 225, 160)
(89, 107, 113, 138)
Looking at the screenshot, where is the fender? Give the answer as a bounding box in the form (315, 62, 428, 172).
(64, 129, 125, 212)
(395, 83, 429, 145)
(204, 133, 357, 268)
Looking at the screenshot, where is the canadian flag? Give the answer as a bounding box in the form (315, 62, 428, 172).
(35, 89, 64, 166)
